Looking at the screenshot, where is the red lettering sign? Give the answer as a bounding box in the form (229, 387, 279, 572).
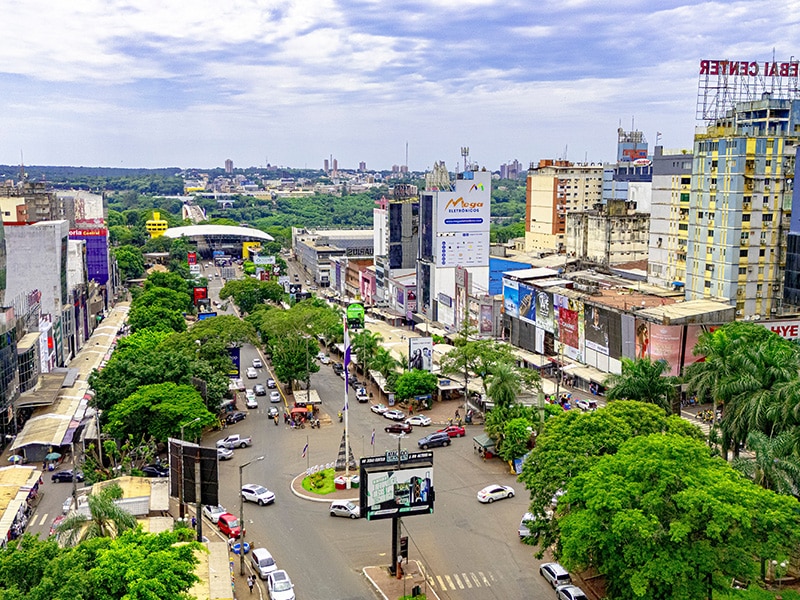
(701, 59, 798, 78)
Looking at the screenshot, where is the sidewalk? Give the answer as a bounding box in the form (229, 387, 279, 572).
(364, 560, 440, 600)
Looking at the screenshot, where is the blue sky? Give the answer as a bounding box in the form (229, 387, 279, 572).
(1, 0, 799, 171)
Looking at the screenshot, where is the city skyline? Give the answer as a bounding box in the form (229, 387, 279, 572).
(1, 1, 798, 171)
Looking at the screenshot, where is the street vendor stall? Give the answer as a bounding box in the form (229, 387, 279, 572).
(473, 433, 496, 459)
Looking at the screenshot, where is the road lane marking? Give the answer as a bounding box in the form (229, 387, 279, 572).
(471, 573, 482, 587)
(479, 571, 490, 586)
(453, 574, 464, 589)
(445, 575, 455, 589)
(28, 514, 39, 527)
(462, 573, 472, 588)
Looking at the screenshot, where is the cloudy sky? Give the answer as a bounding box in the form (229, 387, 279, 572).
(2, 1, 799, 172)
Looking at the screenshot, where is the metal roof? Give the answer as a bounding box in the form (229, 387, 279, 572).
(162, 225, 274, 241)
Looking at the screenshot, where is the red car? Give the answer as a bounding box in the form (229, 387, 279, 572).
(437, 425, 466, 438)
(385, 423, 413, 434)
(217, 512, 241, 539)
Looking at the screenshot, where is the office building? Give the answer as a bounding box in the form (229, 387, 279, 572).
(684, 95, 800, 318)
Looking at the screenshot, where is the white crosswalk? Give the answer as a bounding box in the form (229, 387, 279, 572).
(430, 571, 495, 590)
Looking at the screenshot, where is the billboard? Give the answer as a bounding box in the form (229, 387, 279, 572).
(193, 286, 208, 305)
(480, 304, 493, 334)
(638, 322, 684, 377)
(555, 294, 579, 350)
(359, 452, 434, 521)
(585, 304, 610, 355)
(518, 283, 536, 324)
(347, 303, 365, 329)
(253, 255, 275, 265)
(436, 231, 490, 268)
(187, 252, 197, 265)
(535, 290, 554, 333)
(503, 279, 519, 318)
(227, 346, 241, 376)
(408, 337, 433, 371)
(436, 190, 490, 234)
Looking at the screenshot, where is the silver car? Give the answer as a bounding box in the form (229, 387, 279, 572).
(329, 500, 360, 519)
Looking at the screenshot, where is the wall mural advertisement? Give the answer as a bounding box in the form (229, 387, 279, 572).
(644, 322, 684, 377)
(555, 294, 579, 350)
(480, 304, 493, 334)
(518, 283, 536, 324)
(536, 290, 555, 333)
(585, 304, 611, 355)
(503, 279, 519, 318)
(408, 337, 434, 371)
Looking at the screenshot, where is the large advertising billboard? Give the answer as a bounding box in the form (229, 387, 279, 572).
(518, 283, 536, 324)
(503, 279, 519, 318)
(535, 290, 554, 333)
(436, 190, 490, 233)
(555, 294, 579, 351)
(408, 337, 433, 371)
(359, 452, 435, 521)
(585, 304, 610, 355)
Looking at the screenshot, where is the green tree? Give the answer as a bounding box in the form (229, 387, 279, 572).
(351, 330, 383, 376)
(131, 286, 192, 313)
(104, 382, 216, 443)
(733, 430, 800, 495)
(143, 270, 193, 297)
(559, 434, 800, 600)
(605, 357, 677, 414)
(126, 304, 187, 333)
(113, 245, 145, 280)
(270, 335, 319, 389)
(498, 417, 533, 461)
(394, 370, 438, 401)
(486, 361, 525, 409)
(55, 483, 138, 547)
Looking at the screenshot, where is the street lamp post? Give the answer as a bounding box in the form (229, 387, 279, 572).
(239, 456, 264, 575)
(178, 417, 201, 519)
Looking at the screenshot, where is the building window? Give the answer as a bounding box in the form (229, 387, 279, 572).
(763, 213, 773, 222)
(760, 249, 766, 257)
(739, 267, 747, 275)
(704, 281, 712, 288)
(742, 214, 750, 222)
(740, 249, 748, 257)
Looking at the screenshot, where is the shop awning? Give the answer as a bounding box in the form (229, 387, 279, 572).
(509, 347, 550, 368)
(472, 433, 496, 451)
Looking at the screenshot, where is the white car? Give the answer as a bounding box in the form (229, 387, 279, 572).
(252, 358, 263, 368)
(556, 584, 589, 600)
(245, 391, 258, 409)
(242, 484, 276, 506)
(203, 504, 227, 524)
(477, 484, 515, 503)
(316, 351, 326, 361)
(217, 446, 234, 460)
(329, 500, 360, 519)
(216, 434, 252, 449)
(320, 355, 330, 364)
(405, 415, 432, 427)
(370, 404, 388, 415)
(519, 512, 535, 538)
(246, 367, 258, 379)
(383, 409, 406, 421)
(267, 570, 295, 600)
(270, 391, 281, 403)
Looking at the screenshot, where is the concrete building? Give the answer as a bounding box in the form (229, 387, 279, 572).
(224, 159, 233, 174)
(685, 95, 800, 318)
(0, 182, 62, 225)
(647, 147, 694, 288)
(566, 199, 650, 267)
(293, 228, 373, 287)
(417, 166, 492, 330)
(524, 160, 603, 255)
(373, 185, 419, 305)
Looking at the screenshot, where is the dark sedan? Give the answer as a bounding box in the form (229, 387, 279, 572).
(225, 411, 247, 424)
(51, 469, 84, 483)
(384, 423, 413, 434)
(142, 464, 169, 478)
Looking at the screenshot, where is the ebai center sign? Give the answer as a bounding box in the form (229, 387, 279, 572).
(700, 59, 800, 78)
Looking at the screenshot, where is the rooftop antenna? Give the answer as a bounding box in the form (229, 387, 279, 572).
(461, 146, 470, 172)
(19, 150, 24, 183)
(405, 141, 409, 170)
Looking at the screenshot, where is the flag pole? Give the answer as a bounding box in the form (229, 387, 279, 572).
(343, 314, 351, 478)
(306, 435, 309, 470)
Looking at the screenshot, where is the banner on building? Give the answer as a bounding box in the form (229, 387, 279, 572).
(503, 279, 519, 318)
(408, 337, 433, 371)
(535, 290, 554, 333)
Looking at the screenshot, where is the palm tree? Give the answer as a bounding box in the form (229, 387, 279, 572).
(371, 347, 399, 379)
(56, 482, 138, 546)
(350, 330, 383, 376)
(486, 362, 522, 409)
(605, 357, 676, 414)
(733, 430, 800, 495)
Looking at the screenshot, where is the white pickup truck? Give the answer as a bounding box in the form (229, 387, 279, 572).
(216, 434, 253, 449)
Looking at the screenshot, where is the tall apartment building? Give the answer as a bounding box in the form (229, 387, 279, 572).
(524, 160, 603, 255)
(224, 159, 233, 174)
(684, 95, 800, 318)
(647, 147, 694, 288)
(0, 182, 62, 225)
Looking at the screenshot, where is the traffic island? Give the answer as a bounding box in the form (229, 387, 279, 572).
(363, 560, 439, 600)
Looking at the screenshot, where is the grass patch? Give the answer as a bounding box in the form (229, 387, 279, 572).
(302, 468, 335, 495)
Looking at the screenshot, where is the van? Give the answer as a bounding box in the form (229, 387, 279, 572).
(251, 547, 278, 579)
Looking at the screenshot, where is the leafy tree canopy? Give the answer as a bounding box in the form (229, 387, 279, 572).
(113, 245, 145, 280)
(126, 305, 187, 334)
(559, 434, 800, 600)
(394, 370, 438, 401)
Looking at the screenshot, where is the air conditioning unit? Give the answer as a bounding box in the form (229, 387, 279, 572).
(736, 309, 743, 316)
(756, 292, 763, 298)
(773, 284, 780, 290)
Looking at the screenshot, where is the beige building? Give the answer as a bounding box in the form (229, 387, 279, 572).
(566, 199, 650, 267)
(524, 160, 603, 255)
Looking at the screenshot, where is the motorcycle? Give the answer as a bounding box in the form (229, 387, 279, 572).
(338, 412, 343, 423)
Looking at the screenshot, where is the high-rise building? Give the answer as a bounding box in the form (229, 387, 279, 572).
(359, 161, 367, 172)
(524, 160, 603, 255)
(224, 159, 233, 174)
(324, 159, 330, 172)
(647, 147, 694, 288)
(684, 95, 800, 318)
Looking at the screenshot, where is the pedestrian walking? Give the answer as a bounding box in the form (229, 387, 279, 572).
(248, 575, 254, 593)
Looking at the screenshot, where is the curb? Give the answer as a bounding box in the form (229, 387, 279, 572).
(289, 472, 359, 504)
(362, 567, 389, 600)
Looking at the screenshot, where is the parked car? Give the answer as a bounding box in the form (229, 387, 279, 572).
(267, 569, 295, 600)
(141, 464, 169, 477)
(370, 403, 388, 415)
(316, 351, 326, 361)
(216, 434, 253, 449)
(437, 425, 466, 438)
(225, 411, 247, 424)
(556, 584, 589, 600)
(329, 500, 360, 519)
(217, 447, 234, 460)
(229, 378, 245, 391)
(252, 547, 278, 579)
(405, 415, 432, 427)
(252, 357, 263, 368)
(246, 367, 258, 379)
(245, 392, 258, 409)
(332, 363, 344, 375)
(270, 391, 281, 403)
(203, 504, 227, 524)
(477, 484, 515, 503)
(540, 562, 572, 588)
(356, 388, 369, 403)
(519, 512, 535, 539)
(62, 496, 74, 514)
(267, 406, 279, 418)
(418, 432, 451, 449)
(266, 378, 277, 389)
(383, 409, 406, 421)
(385, 422, 413, 434)
(254, 384, 266, 396)
(51, 470, 84, 483)
(320, 355, 330, 365)
(242, 484, 275, 505)
(575, 399, 598, 412)
(217, 513, 241, 538)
